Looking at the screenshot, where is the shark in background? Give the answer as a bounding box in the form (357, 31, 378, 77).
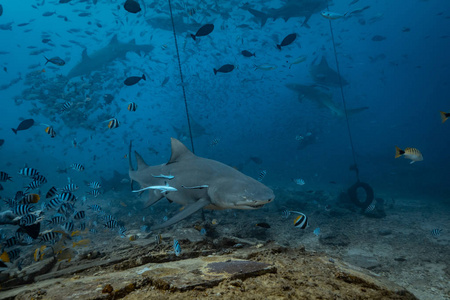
(241, 0, 328, 28)
(310, 56, 349, 87)
(286, 83, 368, 118)
(66, 35, 154, 80)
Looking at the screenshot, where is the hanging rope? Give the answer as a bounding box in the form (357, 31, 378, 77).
(168, 0, 195, 153)
(325, 8, 360, 181)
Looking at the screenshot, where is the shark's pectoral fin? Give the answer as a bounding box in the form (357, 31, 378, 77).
(144, 190, 165, 208)
(151, 198, 210, 230)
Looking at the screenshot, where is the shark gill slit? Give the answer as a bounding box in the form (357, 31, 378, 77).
(168, 0, 195, 154)
(326, 2, 360, 182)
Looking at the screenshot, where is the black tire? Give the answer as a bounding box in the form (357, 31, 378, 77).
(347, 181, 374, 208)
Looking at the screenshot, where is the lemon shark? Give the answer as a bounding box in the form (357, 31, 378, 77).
(286, 83, 368, 117)
(66, 35, 154, 80)
(129, 138, 275, 230)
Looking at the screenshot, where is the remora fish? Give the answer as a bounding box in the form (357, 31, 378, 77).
(129, 138, 275, 230)
(67, 35, 154, 79)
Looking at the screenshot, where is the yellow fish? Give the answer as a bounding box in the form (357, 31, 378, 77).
(395, 146, 423, 164)
(57, 248, 75, 262)
(33, 245, 47, 262)
(440, 111, 450, 123)
(0, 251, 10, 263)
(73, 239, 90, 247)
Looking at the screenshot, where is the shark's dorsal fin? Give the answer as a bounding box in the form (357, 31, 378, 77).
(81, 49, 90, 61)
(134, 151, 149, 170)
(167, 138, 195, 164)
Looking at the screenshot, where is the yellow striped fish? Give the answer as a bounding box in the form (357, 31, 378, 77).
(395, 146, 423, 164)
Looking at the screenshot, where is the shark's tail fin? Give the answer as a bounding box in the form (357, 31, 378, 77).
(129, 140, 135, 191)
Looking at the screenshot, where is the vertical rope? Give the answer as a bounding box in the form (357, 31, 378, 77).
(326, 7, 360, 181)
(168, 0, 195, 153)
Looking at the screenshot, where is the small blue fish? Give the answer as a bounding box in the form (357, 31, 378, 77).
(173, 239, 181, 256)
(200, 228, 207, 236)
(140, 225, 149, 232)
(163, 216, 168, 222)
(313, 227, 321, 236)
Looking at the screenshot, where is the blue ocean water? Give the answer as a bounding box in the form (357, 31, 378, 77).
(0, 0, 449, 296)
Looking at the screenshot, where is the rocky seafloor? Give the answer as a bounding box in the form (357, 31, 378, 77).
(0, 187, 448, 300)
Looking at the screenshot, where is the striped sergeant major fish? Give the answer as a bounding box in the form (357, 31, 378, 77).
(0, 171, 12, 182)
(33, 174, 47, 183)
(19, 213, 38, 226)
(73, 210, 86, 220)
(3, 198, 17, 208)
(19, 167, 39, 178)
(62, 183, 79, 192)
(25, 179, 42, 191)
(39, 231, 61, 243)
(103, 215, 116, 222)
(257, 170, 267, 182)
(79, 222, 86, 231)
(173, 239, 181, 256)
(6, 249, 21, 262)
(13, 204, 34, 215)
(58, 191, 77, 202)
(88, 204, 103, 213)
(104, 220, 119, 229)
(60, 101, 72, 113)
(45, 197, 63, 210)
(87, 189, 101, 197)
(63, 221, 74, 233)
(3, 236, 19, 248)
(46, 186, 57, 199)
(45, 214, 66, 225)
(87, 181, 101, 189)
(364, 202, 375, 214)
(70, 163, 85, 172)
(58, 203, 75, 215)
